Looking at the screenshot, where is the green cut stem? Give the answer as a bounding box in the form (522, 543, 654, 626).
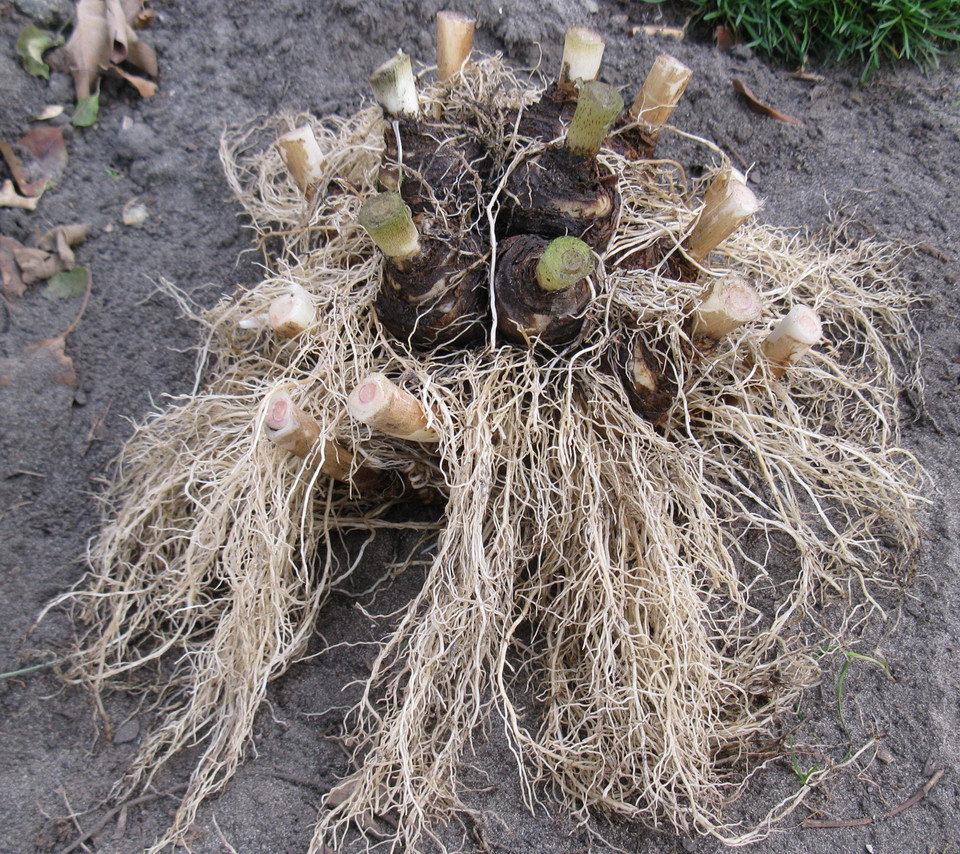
(535, 236, 595, 292)
(359, 192, 421, 260)
(565, 80, 624, 160)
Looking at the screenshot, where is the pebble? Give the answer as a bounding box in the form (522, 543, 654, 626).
(115, 121, 159, 161)
(45, 71, 74, 105)
(130, 151, 181, 186)
(112, 717, 140, 744)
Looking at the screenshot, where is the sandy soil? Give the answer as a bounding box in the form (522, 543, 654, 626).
(2, 1, 959, 852)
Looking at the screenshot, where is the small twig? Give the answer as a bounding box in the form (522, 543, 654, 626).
(0, 657, 65, 681)
(801, 767, 945, 829)
(111, 805, 127, 841)
(884, 768, 944, 818)
(58, 786, 188, 854)
(801, 815, 873, 829)
(916, 242, 954, 263)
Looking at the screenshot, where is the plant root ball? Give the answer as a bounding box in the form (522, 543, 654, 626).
(514, 84, 577, 143)
(380, 117, 488, 215)
(494, 234, 593, 348)
(499, 146, 621, 252)
(606, 332, 677, 425)
(375, 234, 488, 350)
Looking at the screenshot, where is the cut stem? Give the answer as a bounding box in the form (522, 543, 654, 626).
(268, 283, 315, 338)
(348, 374, 440, 443)
(762, 305, 822, 375)
(264, 390, 355, 481)
(359, 192, 421, 261)
(436, 11, 475, 81)
(559, 26, 605, 89)
(691, 275, 761, 340)
(685, 169, 760, 261)
(535, 236, 595, 292)
(566, 81, 624, 160)
(275, 125, 325, 199)
(369, 51, 419, 118)
(628, 54, 692, 126)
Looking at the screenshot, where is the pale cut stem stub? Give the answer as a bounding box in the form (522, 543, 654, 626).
(275, 125, 325, 198)
(762, 305, 822, 375)
(369, 50, 419, 118)
(436, 11, 475, 81)
(686, 170, 760, 260)
(559, 26, 605, 88)
(348, 374, 440, 443)
(358, 192, 421, 261)
(268, 283, 315, 338)
(566, 80, 624, 160)
(691, 275, 762, 340)
(629, 53, 692, 126)
(264, 390, 355, 481)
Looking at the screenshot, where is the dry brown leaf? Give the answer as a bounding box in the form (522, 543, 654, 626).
(0, 236, 27, 299)
(713, 24, 734, 51)
(0, 126, 68, 197)
(24, 335, 77, 386)
(133, 7, 155, 28)
(14, 247, 63, 284)
(733, 77, 804, 125)
(16, 252, 92, 387)
(62, 0, 111, 99)
(38, 223, 92, 253)
(110, 63, 157, 97)
(56, 0, 157, 105)
(55, 229, 75, 268)
(106, 0, 131, 62)
(125, 38, 158, 77)
(33, 104, 65, 121)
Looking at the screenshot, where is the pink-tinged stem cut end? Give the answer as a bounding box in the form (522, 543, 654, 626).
(357, 380, 379, 406)
(266, 398, 289, 431)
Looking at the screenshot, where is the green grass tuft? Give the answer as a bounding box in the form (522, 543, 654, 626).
(673, 0, 960, 79)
